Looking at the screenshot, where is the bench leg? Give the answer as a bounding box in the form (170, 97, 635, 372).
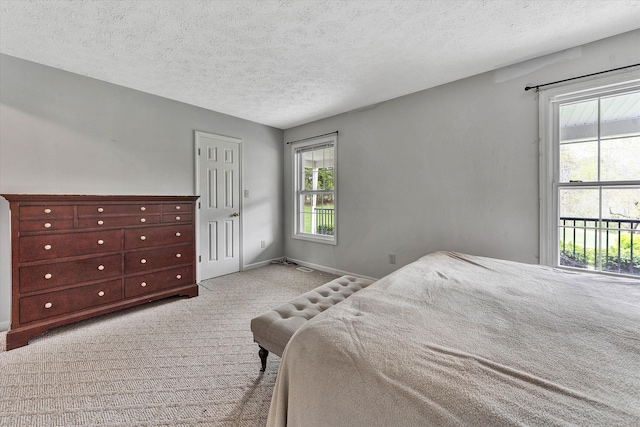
(259, 346, 269, 371)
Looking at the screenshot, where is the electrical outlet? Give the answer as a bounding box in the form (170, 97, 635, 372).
(389, 254, 396, 264)
(261, 240, 266, 248)
(244, 190, 250, 198)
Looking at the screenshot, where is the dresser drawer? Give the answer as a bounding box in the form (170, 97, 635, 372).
(124, 266, 193, 298)
(161, 213, 193, 224)
(19, 279, 122, 324)
(162, 203, 193, 214)
(77, 204, 161, 216)
(124, 244, 193, 274)
(19, 230, 122, 262)
(19, 218, 74, 232)
(124, 224, 193, 249)
(19, 254, 122, 293)
(77, 214, 160, 229)
(19, 205, 74, 219)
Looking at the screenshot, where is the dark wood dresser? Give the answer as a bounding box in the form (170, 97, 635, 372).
(2, 194, 199, 350)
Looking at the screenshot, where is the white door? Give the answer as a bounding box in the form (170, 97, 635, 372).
(195, 131, 241, 280)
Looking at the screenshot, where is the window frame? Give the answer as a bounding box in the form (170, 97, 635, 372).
(539, 71, 640, 276)
(292, 134, 338, 245)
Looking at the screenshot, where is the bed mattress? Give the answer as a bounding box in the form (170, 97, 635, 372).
(267, 251, 640, 426)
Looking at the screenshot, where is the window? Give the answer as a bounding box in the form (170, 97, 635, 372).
(540, 73, 640, 276)
(292, 134, 337, 244)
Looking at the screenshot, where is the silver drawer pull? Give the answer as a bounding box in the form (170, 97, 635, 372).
(97, 240, 104, 245)
(97, 207, 104, 213)
(175, 232, 181, 237)
(176, 253, 182, 258)
(140, 259, 147, 264)
(140, 235, 146, 241)
(44, 302, 53, 309)
(44, 222, 52, 228)
(140, 206, 146, 211)
(44, 273, 52, 280)
(44, 208, 52, 214)
(140, 282, 147, 287)
(176, 274, 182, 279)
(140, 218, 146, 223)
(98, 265, 105, 271)
(175, 216, 181, 220)
(98, 291, 105, 297)
(175, 206, 181, 210)
(97, 220, 104, 225)
(44, 244, 52, 250)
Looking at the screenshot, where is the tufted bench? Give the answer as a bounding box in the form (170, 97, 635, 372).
(250, 275, 375, 370)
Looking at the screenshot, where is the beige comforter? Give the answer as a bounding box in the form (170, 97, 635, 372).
(267, 251, 640, 426)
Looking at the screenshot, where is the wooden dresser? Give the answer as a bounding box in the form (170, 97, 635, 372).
(2, 194, 199, 350)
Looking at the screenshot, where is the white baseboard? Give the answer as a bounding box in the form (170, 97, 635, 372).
(285, 258, 378, 281)
(243, 258, 285, 271)
(0, 320, 9, 332)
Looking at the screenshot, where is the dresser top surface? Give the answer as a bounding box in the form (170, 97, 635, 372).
(2, 194, 200, 204)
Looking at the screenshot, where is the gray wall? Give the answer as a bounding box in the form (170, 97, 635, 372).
(0, 54, 285, 331)
(283, 30, 640, 280)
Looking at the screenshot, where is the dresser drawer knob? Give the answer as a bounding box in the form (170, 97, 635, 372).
(175, 232, 181, 237)
(97, 220, 104, 226)
(140, 235, 146, 241)
(176, 253, 182, 258)
(98, 207, 104, 213)
(140, 218, 146, 223)
(44, 208, 52, 214)
(98, 265, 105, 271)
(98, 291, 105, 297)
(97, 240, 104, 245)
(176, 206, 181, 210)
(44, 273, 52, 280)
(44, 302, 53, 309)
(175, 216, 181, 221)
(176, 274, 182, 280)
(140, 206, 146, 211)
(140, 282, 147, 287)
(44, 244, 52, 250)
(44, 222, 52, 228)
(140, 259, 147, 264)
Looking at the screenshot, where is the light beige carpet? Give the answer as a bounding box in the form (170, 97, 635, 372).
(0, 264, 338, 427)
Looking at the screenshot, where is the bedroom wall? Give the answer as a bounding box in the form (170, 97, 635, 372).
(283, 29, 640, 280)
(0, 54, 285, 331)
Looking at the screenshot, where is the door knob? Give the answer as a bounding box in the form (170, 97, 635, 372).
(231, 212, 240, 217)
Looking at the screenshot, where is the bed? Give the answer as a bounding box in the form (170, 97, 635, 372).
(267, 251, 640, 426)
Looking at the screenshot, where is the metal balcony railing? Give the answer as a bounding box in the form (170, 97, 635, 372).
(559, 216, 640, 275)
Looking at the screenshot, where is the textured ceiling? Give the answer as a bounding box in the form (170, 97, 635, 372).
(1, 0, 639, 129)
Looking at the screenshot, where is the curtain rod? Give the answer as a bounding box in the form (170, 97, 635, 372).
(286, 131, 338, 145)
(524, 63, 640, 92)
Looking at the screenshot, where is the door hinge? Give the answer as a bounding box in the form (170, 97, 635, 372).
(198, 148, 201, 155)
(198, 202, 201, 209)
(199, 255, 202, 262)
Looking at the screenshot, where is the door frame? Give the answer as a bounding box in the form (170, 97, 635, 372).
(193, 130, 244, 282)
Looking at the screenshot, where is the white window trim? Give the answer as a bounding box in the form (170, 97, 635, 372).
(539, 70, 640, 271)
(292, 134, 338, 245)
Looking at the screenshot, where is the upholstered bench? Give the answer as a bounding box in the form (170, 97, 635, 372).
(250, 275, 375, 370)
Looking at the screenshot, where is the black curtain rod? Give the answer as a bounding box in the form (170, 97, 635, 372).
(286, 131, 338, 145)
(524, 63, 640, 92)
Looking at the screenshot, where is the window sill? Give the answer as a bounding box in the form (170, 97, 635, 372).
(293, 234, 337, 245)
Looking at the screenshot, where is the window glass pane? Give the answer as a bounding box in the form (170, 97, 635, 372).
(601, 187, 640, 275)
(602, 187, 640, 221)
(601, 92, 640, 139)
(601, 137, 640, 181)
(559, 141, 598, 182)
(560, 100, 598, 143)
(559, 188, 599, 219)
(558, 188, 600, 271)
